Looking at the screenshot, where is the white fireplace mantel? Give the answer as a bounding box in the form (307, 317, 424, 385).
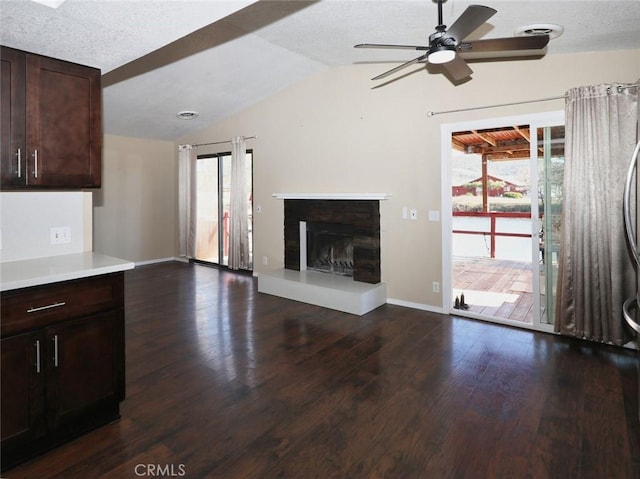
(272, 193, 391, 200)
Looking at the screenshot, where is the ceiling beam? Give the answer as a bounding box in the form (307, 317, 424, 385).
(514, 125, 544, 154)
(471, 130, 497, 147)
(513, 125, 530, 142)
(486, 151, 531, 161)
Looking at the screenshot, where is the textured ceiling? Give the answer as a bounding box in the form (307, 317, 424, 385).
(1, 0, 640, 141)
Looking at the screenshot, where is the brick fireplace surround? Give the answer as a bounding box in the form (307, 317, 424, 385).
(257, 193, 389, 316)
(284, 199, 381, 284)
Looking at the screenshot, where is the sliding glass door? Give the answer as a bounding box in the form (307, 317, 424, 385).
(195, 151, 253, 270)
(442, 112, 564, 332)
(450, 125, 535, 324)
(537, 125, 565, 325)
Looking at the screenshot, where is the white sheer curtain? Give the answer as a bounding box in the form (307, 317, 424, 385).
(555, 81, 639, 345)
(178, 145, 197, 259)
(228, 136, 250, 270)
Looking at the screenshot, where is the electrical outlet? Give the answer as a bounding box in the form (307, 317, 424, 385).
(432, 281, 440, 293)
(256, 205, 262, 213)
(50, 226, 71, 245)
(262, 256, 268, 265)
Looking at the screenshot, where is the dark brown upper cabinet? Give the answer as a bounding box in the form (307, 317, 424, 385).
(1, 46, 102, 189)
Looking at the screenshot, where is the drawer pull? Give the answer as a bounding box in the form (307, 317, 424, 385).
(53, 335, 59, 367)
(35, 340, 41, 373)
(33, 149, 38, 178)
(27, 301, 66, 313)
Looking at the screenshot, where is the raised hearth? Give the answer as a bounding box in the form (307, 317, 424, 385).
(258, 269, 387, 316)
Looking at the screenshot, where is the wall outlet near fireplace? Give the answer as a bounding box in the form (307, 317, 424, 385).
(432, 281, 440, 293)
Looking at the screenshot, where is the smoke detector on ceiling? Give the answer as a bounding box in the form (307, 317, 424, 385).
(176, 111, 199, 120)
(514, 23, 564, 40)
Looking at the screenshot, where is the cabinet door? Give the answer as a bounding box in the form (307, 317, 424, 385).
(0, 46, 26, 187)
(25, 54, 102, 188)
(0, 331, 46, 447)
(45, 310, 124, 431)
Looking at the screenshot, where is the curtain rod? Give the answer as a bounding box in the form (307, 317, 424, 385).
(192, 136, 256, 148)
(427, 83, 637, 117)
(427, 95, 564, 117)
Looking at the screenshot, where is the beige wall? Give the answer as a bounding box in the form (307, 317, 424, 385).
(173, 49, 639, 309)
(93, 134, 177, 263)
(0, 191, 92, 262)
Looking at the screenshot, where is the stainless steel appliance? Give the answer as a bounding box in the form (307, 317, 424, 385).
(623, 139, 640, 423)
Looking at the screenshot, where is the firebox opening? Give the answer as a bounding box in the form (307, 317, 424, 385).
(306, 222, 354, 277)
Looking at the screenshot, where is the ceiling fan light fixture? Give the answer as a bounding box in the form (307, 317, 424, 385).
(428, 46, 456, 64)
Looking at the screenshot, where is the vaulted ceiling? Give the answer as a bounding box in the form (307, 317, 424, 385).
(2, 0, 639, 141)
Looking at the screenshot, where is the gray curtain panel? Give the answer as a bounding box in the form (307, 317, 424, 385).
(555, 81, 639, 345)
(178, 145, 198, 259)
(229, 136, 251, 270)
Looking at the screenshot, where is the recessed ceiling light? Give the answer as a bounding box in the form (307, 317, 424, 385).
(176, 111, 199, 120)
(514, 23, 564, 40)
(31, 0, 67, 8)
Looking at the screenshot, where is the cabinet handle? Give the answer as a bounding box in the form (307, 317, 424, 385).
(53, 335, 59, 367)
(17, 148, 21, 178)
(27, 301, 66, 313)
(35, 339, 41, 373)
(33, 149, 38, 178)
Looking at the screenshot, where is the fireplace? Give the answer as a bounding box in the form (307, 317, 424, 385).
(305, 222, 354, 277)
(284, 199, 381, 284)
(258, 193, 388, 315)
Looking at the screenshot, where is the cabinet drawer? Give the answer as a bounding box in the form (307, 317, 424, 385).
(1, 273, 124, 337)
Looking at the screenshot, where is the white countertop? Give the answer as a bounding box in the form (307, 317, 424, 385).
(0, 252, 135, 292)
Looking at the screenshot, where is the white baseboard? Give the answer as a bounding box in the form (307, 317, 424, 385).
(134, 257, 184, 267)
(386, 297, 444, 314)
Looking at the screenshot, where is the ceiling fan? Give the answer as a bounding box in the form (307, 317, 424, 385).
(355, 0, 550, 82)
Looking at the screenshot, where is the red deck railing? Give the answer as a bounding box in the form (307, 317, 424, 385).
(452, 211, 539, 258)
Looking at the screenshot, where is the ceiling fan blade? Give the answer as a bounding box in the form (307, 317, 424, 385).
(440, 54, 473, 81)
(445, 5, 497, 44)
(457, 34, 550, 54)
(355, 43, 428, 51)
(371, 54, 428, 80)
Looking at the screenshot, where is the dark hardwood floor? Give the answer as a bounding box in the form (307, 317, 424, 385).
(5, 262, 640, 478)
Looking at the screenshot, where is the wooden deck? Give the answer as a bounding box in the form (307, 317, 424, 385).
(453, 256, 534, 323)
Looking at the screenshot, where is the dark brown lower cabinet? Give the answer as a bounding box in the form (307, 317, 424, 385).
(0, 273, 125, 472)
(1, 331, 46, 450)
